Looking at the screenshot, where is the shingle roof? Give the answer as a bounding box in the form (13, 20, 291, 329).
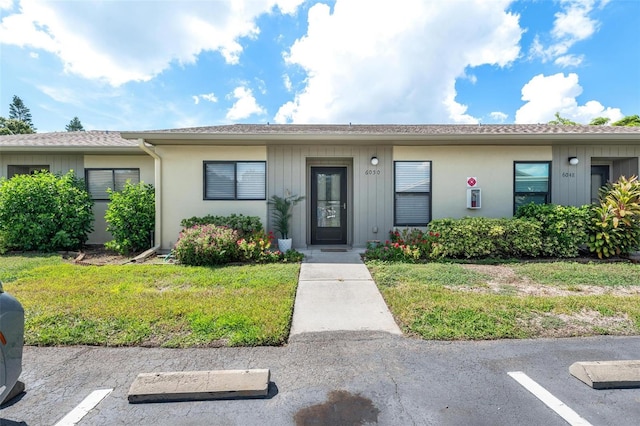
(127, 123, 640, 136)
(1, 125, 639, 150)
(0, 130, 136, 148)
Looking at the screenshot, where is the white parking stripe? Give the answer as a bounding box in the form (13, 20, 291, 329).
(54, 388, 113, 426)
(508, 372, 592, 426)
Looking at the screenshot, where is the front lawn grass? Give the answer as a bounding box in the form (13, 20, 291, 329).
(367, 260, 640, 340)
(1, 255, 300, 347)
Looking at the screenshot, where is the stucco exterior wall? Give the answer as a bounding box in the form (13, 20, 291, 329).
(394, 145, 552, 220)
(84, 155, 154, 244)
(156, 145, 268, 251)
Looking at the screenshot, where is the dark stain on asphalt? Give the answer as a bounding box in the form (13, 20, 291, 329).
(294, 390, 380, 425)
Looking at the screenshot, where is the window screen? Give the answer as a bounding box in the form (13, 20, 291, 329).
(204, 161, 266, 200)
(394, 161, 431, 226)
(7, 165, 50, 178)
(86, 168, 140, 200)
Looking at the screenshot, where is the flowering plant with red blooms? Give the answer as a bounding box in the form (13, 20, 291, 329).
(364, 228, 439, 262)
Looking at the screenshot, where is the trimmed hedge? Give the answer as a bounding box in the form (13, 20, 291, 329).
(0, 171, 93, 251)
(428, 217, 542, 259)
(105, 182, 155, 255)
(180, 214, 262, 237)
(515, 203, 589, 258)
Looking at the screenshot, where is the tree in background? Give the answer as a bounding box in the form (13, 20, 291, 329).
(0, 117, 35, 135)
(589, 117, 610, 126)
(66, 116, 85, 132)
(589, 115, 639, 127)
(8, 95, 35, 130)
(548, 112, 578, 125)
(612, 115, 640, 127)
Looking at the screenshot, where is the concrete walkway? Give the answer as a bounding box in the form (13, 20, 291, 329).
(289, 249, 402, 336)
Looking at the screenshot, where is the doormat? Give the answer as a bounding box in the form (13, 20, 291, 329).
(321, 249, 348, 252)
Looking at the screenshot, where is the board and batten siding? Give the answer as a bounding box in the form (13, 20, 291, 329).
(268, 144, 393, 248)
(0, 153, 83, 178)
(155, 145, 268, 251)
(394, 145, 552, 220)
(552, 145, 640, 207)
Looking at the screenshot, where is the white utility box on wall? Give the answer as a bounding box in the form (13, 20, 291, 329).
(467, 188, 481, 209)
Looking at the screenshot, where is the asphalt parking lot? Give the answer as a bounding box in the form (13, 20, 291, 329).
(2, 333, 639, 425)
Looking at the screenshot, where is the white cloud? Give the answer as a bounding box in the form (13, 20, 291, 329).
(515, 72, 623, 124)
(283, 74, 292, 92)
(554, 54, 584, 68)
(193, 93, 218, 105)
(489, 111, 508, 123)
(529, 0, 606, 66)
(275, 0, 522, 124)
(552, 0, 598, 41)
(0, 0, 305, 86)
(0, 0, 13, 10)
(38, 85, 84, 105)
(226, 86, 266, 120)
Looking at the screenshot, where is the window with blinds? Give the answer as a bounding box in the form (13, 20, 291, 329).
(85, 168, 140, 200)
(204, 161, 266, 200)
(514, 161, 551, 214)
(7, 165, 50, 178)
(394, 161, 431, 226)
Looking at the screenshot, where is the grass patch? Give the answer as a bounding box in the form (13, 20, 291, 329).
(368, 261, 640, 340)
(2, 255, 300, 347)
(512, 262, 640, 287)
(0, 253, 64, 283)
(366, 260, 489, 288)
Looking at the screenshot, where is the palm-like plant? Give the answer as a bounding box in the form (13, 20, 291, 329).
(268, 193, 305, 239)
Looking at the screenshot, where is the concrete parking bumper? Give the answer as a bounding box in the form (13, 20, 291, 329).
(127, 369, 270, 403)
(570, 361, 640, 389)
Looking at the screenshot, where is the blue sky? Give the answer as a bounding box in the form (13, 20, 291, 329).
(0, 0, 638, 132)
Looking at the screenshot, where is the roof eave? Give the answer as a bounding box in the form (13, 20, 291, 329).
(121, 132, 640, 146)
(0, 146, 144, 154)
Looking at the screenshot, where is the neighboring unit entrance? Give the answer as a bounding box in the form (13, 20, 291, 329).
(591, 165, 610, 203)
(311, 167, 347, 244)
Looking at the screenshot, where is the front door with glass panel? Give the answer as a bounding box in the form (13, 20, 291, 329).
(311, 167, 347, 244)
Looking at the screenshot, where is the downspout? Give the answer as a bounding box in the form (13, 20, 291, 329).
(137, 138, 162, 254)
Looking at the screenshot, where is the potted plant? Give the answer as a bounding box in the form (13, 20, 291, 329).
(268, 192, 305, 252)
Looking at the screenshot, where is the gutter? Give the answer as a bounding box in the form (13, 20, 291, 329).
(137, 138, 162, 254)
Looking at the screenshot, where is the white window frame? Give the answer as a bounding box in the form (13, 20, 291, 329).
(394, 161, 432, 226)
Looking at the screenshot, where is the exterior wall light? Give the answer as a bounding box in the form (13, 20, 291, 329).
(370, 156, 379, 166)
(568, 157, 579, 165)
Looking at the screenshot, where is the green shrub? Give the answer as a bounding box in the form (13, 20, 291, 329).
(180, 214, 263, 237)
(173, 225, 240, 266)
(0, 171, 93, 251)
(515, 203, 589, 257)
(587, 176, 640, 258)
(104, 182, 155, 255)
(428, 217, 541, 259)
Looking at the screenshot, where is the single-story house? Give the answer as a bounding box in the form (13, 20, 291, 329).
(2, 124, 639, 252)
